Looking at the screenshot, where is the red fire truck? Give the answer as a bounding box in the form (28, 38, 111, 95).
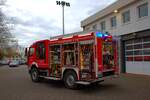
(26, 31, 118, 89)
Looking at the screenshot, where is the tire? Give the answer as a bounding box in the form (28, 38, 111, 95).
(30, 68, 40, 82)
(63, 71, 78, 89)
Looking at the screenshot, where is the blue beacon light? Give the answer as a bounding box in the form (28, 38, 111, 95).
(96, 32, 103, 37)
(103, 34, 108, 37)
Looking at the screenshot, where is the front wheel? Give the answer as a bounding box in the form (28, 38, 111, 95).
(63, 71, 78, 89)
(30, 68, 40, 82)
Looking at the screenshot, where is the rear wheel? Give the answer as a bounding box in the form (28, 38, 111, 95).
(63, 71, 78, 89)
(30, 68, 40, 82)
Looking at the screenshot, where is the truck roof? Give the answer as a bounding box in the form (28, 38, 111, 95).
(30, 30, 111, 47)
(49, 30, 103, 40)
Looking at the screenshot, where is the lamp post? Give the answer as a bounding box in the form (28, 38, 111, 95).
(56, 1, 70, 35)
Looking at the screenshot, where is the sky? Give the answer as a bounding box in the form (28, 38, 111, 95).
(2, 0, 117, 46)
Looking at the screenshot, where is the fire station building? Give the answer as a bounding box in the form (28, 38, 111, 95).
(81, 0, 150, 75)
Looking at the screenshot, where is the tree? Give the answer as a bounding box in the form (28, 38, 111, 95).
(0, 0, 18, 59)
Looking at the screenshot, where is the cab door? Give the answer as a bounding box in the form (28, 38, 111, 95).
(36, 42, 47, 68)
(28, 47, 36, 66)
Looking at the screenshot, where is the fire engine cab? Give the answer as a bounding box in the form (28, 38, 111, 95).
(26, 31, 118, 89)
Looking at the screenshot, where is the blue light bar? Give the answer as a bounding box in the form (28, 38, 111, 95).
(96, 32, 103, 37)
(103, 34, 108, 37)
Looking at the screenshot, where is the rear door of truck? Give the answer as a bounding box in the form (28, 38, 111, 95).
(96, 33, 116, 78)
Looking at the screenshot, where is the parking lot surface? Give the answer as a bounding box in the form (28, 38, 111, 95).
(0, 65, 150, 100)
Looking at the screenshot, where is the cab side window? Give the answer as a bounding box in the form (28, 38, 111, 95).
(36, 42, 46, 59)
(29, 48, 34, 56)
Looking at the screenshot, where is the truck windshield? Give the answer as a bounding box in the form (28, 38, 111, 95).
(102, 42, 114, 69)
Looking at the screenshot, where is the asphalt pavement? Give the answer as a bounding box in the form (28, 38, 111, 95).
(0, 65, 150, 100)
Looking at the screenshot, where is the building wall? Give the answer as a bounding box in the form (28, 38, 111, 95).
(83, 0, 150, 36)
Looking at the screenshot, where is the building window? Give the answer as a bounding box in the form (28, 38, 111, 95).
(122, 10, 130, 23)
(134, 44, 142, 49)
(134, 50, 142, 55)
(126, 45, 133, 50)
(126, 51, 133, 55)
(111, 16, 117, 27)
(144, 56, 150, 61)
(92, 24, 97, 30)
(143, 50, 150, 55)
(134, 38, 142, 43)
(134, 56, 143, 61)
(126, 57, 133, 61)
(143, 37, 150, 42)
(138, 3, 148, 18)
(100, 21, 105, 31)
(143, 43, 150, 48)
(125, 40, 133, 44)
(125, 37, 150, 62)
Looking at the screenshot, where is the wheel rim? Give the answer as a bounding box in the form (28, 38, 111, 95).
(32, 70, 37, 80)
(66, 75, 75, 87)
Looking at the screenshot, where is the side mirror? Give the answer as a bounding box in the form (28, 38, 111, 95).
(25, 48, 28, 57)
